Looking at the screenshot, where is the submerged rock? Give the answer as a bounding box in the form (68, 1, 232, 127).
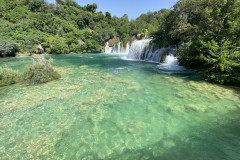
(184, 104, 205, 112)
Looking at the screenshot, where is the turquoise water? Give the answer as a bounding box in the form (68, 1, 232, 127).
(0, 54, 240, 160)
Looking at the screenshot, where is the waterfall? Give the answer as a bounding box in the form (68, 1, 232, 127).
(127, 39, 151, 60)
(126, 39, 185, 70)
(105, 41, 129, 54)
(118, 42, 121, 53)
(105, 42, 112, 53)
(112, 42, 122, 53)
(112, 44, 118, 53)
(127, 39, 168, 62)
(119, 42, 130, 54)
(158, 54, 186, 71)
(125, 42, 130, 54)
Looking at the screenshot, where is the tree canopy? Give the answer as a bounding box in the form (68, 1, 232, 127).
(152, 0, 240, 84)
(0, 0, 164, 54)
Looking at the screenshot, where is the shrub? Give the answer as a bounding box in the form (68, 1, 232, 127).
(69, 43, 82, 53)
(178, 40, 240, 84)
(50, 38, 68, 54)
(0, 66, 19, 86)
(0, 40, 19, 57)
(198, 40, 240, 84)
(22, 55, 61, 85)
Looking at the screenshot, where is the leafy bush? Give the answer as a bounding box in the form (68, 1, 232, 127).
(0, 66, 19, 86)
(22, 55, 61, 85)
(0, 40, 19, 57)
(153, 0, 240, 85)
(3, 6, 30, 23)
(198, 40, 240, 84)
(50, 37, 68, 54)
(178, 40, 240, 84)
(0, 0, 168, 55)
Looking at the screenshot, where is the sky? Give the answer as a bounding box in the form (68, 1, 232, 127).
(46, 0, 177, 19)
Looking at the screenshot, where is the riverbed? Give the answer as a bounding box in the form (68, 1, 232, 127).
(0, 54, 239, 159)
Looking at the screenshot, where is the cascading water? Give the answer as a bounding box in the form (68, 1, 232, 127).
(158, 54, 186, 71)
(118, 42, 121, 53)
(126, 39, 185, 70)
(112, 44, 118, 53)
(105, 41, 130, 54)
(105, 42, 112, 53)
(127, 39, 151, 60)
(127, 39, 169, 62)
(111, 42, 124, 54)
(119, 42, 130, 54)
(125, 42, 130, 54)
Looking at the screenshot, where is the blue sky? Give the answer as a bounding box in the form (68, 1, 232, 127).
(46, 0, 177, 19)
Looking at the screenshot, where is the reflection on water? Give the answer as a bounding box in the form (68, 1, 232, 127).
(0, 54, 240, 159)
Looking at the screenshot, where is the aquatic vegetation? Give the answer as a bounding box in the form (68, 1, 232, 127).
(0, 54, 240, 159)
(0, 66, 19, 86)
(22, 55, 61, 85)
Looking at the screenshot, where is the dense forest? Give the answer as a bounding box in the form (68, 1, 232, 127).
(153, 0, 240, 84)
(0, 0, 239, 84)
(0, 0, 165, 55)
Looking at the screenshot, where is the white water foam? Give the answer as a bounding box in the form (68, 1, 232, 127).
(157, 54, 186, 71)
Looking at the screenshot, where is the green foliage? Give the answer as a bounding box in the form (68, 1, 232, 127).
(198, 40, 240, 84)
(65, 0, 80, 8)
(69, 43, 81, 53)
(0, 0, 165, 55)
(3, 6, 30, 23)
(153, 0, 240, 84)
(27, 0, 46, 11)
(0, 56, 61, 87)
(0, 40, 19, 57)
(83, 3, 98, 13)
(105, 12, 111, 19)
(0, 66, 19, 86)
(131, 10, 172, 39)
(22, 56, 61, 85)
(50, 37, 68, 54)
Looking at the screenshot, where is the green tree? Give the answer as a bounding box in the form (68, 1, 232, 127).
(105, 12, 111, 20)
(3, 6, 30, 23)
(49, 37, 68, 54)
(0, 40, 19, 57)
(27, 0, 46, 11)
(83, 3, 97, 13)
(172, 0, 240, 84)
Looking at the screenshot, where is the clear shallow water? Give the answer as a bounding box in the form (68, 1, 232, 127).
(0, 54, 240, 160)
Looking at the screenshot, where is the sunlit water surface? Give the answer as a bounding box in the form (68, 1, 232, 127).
(0, 54, 240, 160)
